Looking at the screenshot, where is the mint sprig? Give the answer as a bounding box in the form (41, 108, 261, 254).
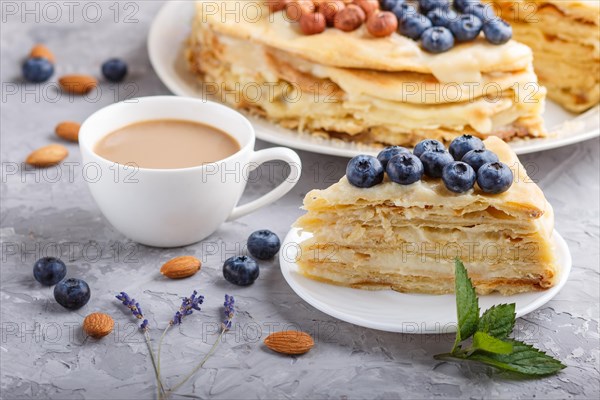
(478, 303, 515, 339)
(434, 259, 566, 377)
(452, 258, 479, 352)
(468, 340, 567, 376)
(472, 332, 513, 355)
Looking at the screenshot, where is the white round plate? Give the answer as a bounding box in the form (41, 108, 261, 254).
(148, 1, 599, 157)
(279, 228, 571, 333)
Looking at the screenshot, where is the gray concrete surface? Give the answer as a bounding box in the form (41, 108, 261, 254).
(1, 1, 599, 399)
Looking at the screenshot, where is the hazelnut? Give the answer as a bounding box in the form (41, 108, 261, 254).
(333, 4, 366, 32)
(316, 0, 345, 26)
(300, 12, 327, 35)
(266, 0, 289, 13)
(366, 11, 397, 37)
(285, 0, 316, 21)
(354, 0, 379, 17)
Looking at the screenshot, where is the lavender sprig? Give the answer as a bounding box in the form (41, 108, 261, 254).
(157, 290, 205, 394)
(171, 290, 204, 325)
(222, 294, 235, 331)
(115, 290, 235, 398)
(116, 292, 148, 330)
(170, 294, 236, 394)
(115, 292, 163, 398)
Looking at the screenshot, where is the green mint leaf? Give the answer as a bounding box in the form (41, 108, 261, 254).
(472, 332, 513, 355)
(467, 339, 566, 376)
(453, 259, 479, 351)
(478, 303, 516, 339)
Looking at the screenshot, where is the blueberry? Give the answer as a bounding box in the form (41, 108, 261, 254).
(442, 161, 476, 193)
(386, 153, 424, 185)
(223, 256, 259, 286)
(449, 134, 485, 160)
(461, 149, 499, 172)
(22, 58, 54, 83)
(377, 146, 410, 168)
(101, 58, 128, 82)
(483, 18, 512, 45)
(427, 7, 458, 28)
(420, 149, 454, 178)
(392, 3, 418, 21)
(33, 257, 67, 286)
(247, 230, 281, 260)
(454, 0, 481, 13)
(462, 3, 496, 22)
(421, 26, 455, 53)
(477, 162, 513, 194)
(346, 155, 384, 188)
(413, 139, 445, 158)
(398, 13, 432, 40)
(418, 0, 449, 14)
(54, 278, 91, 310)
(381, 0, 402, 11)
(449, 14, 483, 42)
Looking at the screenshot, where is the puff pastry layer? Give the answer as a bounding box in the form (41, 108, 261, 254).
(489, 0, 600, 112)
(294, 137, 558, 295)
(187, 1, 547, 147)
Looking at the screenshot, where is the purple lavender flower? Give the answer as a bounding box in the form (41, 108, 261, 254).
(222, 294, 235, 331)
(171, 290, 204, 325)
(116, 292, 147, 330)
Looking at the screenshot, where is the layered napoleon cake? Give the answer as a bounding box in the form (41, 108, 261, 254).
(294, 137, 558, 295)
(187, 0, 547, 147)
(488, 0, 600, 113)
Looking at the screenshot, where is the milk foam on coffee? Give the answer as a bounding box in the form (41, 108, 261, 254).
(94, 119, 240, 169)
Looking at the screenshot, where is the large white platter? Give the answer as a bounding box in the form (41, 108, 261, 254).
(148, 0, 599, 157)
(279, 228, 572, 334)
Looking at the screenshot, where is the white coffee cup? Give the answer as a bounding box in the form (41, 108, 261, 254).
(79, 96, 301, 247)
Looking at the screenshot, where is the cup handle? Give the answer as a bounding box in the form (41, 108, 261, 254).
(227, 147, 302, 221)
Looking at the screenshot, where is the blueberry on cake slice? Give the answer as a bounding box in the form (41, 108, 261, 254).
(187, 1, 547, 147)
(293, 136, 558, 295)
(488, 0, 600, 112)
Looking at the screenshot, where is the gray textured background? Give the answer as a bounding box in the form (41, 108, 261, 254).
(1, 1, 599, 399)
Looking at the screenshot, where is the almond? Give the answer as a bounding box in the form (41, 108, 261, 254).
(264, 331, 314, 355)
(83, 312, 114, 338)
(59, 74, 97, 95)
(26, 144, 68, 167)
(30, 44, 55, 63)
(160, 256, 201, 279)
(55, 121, 80, 142)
